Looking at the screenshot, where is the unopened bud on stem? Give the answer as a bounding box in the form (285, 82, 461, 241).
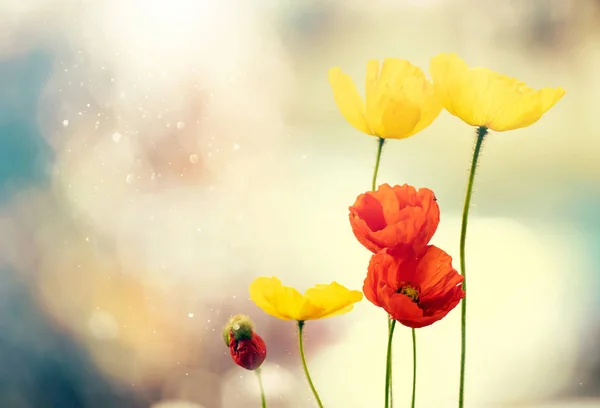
(222, 314, 267, 371)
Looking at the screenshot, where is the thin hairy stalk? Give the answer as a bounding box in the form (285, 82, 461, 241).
(371, 137, 385, 191)
(458, 126, 488, 408)
(298, 321, 324, 408)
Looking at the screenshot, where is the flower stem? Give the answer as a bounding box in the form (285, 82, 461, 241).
(458, 126, 488, 408)
(384, 319, 397, 408)
(297, 321, 324, 408)
(371, 137, 393, 405)
(255, 368, 267, 408)
(388, 318, 393, 407)
(411, 328, 417, 408)
(372, 137, 386, 191)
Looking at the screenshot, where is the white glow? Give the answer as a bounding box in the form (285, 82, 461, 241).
(151, 400, 205, 408)
(87, 310, 119, 340)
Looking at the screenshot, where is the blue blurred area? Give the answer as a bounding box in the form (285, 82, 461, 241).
(0, 50, 53, 203)
(0, 51, 145, 408)
(0, 269, 145, 408)
(570, 184, 600, 299)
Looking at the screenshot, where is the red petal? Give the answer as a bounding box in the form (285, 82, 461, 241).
(229, 333, 267, 370)
(350, 193, 387, 232)
(411, 246, 463, 299)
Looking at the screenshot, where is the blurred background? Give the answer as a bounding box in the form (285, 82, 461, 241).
(0, 0, 599, 407)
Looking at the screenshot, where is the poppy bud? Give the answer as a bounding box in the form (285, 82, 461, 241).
(222, 314, 254, 345)
(223, 314, 267, 371)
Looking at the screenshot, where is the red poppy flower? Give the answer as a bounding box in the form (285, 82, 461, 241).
(364, 246, 464, 328)
(228, 330, 267, 371)
(349, 183, 440, 255)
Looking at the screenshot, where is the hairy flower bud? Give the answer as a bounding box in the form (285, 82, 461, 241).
(223, 314, 267, 371)
(222, 314, 254, 345)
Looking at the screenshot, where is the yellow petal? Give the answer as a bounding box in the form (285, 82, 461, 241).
(379, 93, 422, 139)
(304, 282, 363, 319)
(404, 73, 443, 134)
(430, 53, 565, 131)
(539, 87, 566, 112)
(430, 53, 468, 118)
(482, 82, 565, 131)
(366, 59, 428, 136)
(328, 67, 373, 135)
(365, 59, 380, 126)
(249, 277, 324, 321)
(411, 93, 443, 136)
(380, 76, 443, 139)
(379, 58, 424, 88)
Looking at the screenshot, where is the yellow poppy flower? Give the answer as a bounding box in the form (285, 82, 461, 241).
(249, 277, 363, 321)
(328, 59, 443, 139)
(429, 53, 566, 131)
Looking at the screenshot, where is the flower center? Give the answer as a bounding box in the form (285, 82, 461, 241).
(397, 284, 420, 303)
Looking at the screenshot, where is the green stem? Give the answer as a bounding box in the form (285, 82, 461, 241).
(255, 368, 267, 408)
(458, 126, 488, 408)
(384, 319, 397, 408)
(371, 137, 392, 405)
(371, 137, 385, 191)
(297, 321, 324, 408)
(388, 318, 393, 407)
(411, 328, 416, 408)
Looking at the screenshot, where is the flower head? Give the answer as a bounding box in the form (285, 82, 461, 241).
(249, 277, 363, 321)
(223, 314, 267, 370)
(364, 246, 464, 328)
(328, 59, 442, 139)
(430, 53, 565, 131)
(349, 183, 440, 255)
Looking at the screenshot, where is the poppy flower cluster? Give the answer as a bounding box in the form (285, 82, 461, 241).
(221, 52, 564, 408)
(351, 183, 464, 328)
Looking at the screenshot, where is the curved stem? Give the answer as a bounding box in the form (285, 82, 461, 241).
(255, 368, 267, 408)
(384, 319, 397, 408)
(411, 328, 416, 408)
(458, 126, 488, 408)
(371, 137, 386, 191)
(297, 321, 324, 408)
